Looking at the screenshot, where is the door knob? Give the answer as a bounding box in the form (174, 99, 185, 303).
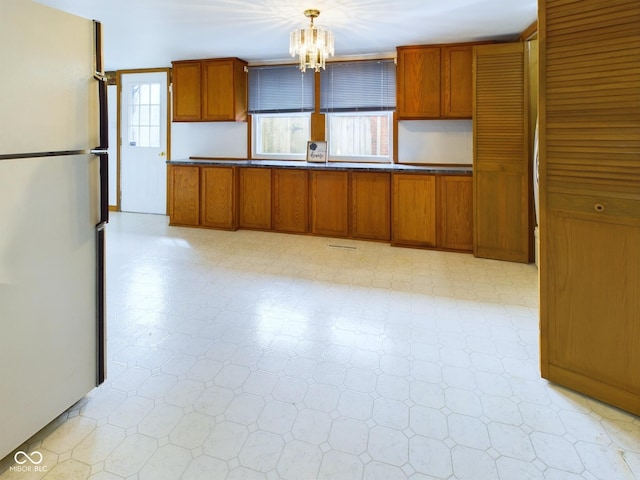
(159, 151, 166, 157)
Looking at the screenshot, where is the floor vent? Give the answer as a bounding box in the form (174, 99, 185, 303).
(327, 244, 358, 250)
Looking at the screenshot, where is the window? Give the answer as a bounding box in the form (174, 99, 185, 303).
(326, 112, 393, 161)
(321, 60, 396, 162)
(127, 83, 161, 147)
(249, 65, 314, 159)
(253, 113, 310, 158)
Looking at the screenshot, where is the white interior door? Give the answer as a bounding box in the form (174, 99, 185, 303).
(120, 71, 168, 214)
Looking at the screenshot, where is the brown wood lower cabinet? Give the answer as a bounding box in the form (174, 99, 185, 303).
(351, 172, 390, 241)
(168, 164, 472, 253)
(239, 168, 271, 229)
(438, 175, 473, 251)
(392, 173, 437, 247)
(201, 166, 236, 229)
(168, 165, 200, 226)
(474, 161, 529, 262)
(272, 168, 308, 233)
(310, 170, 349, 237)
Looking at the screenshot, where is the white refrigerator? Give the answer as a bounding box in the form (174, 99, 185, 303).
(0, 0, 108, 460)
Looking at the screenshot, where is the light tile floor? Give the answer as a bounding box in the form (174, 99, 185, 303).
(1, 212, 639, 480)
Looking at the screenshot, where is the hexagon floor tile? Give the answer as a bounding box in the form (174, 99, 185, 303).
(1, 212, 639, 480)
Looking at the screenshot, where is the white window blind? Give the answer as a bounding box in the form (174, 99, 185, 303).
(248, 65, 314, 113)
(320, 60, 396, 112)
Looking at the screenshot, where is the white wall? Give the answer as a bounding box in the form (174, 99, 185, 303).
(171, 122, 248, 160)
(397, 120, 473, 165)
(169, 119, 472, 165)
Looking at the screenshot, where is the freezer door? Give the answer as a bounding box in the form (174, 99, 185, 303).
(0, 0, 99, 156)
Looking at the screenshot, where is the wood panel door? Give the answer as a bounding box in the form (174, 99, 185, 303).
(473, 42, 531, 263)
(441, 45, 473, 118)
(273, 169, 308, 233)
(171, 61, 201, 121)
(239, 167, 272, 230)
(351, 172, 391, 241)
(168, 165, 200, 226)
(202, 58, 247, 122)
(437, 175, 473, 251)
(539, 0, 640, 415)
(396, 46, 441, 119)
(392, 173, 437, 247)
(310, 170, 349, 237)
(200, 166, 237, 229)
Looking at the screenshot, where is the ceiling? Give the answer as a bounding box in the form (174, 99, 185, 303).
(35, 0, 537, 71)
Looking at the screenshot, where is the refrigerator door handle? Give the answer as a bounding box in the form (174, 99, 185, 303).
(93, 20, 109, 229)
(95, 225, 106, 386)
(95, 151, 109, 228)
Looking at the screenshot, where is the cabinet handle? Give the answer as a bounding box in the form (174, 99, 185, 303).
(594, 203, 605, 213)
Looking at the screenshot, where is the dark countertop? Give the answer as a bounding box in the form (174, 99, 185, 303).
(167, 158, 473, 175)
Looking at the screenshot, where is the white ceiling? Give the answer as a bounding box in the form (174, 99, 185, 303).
(35, 0, 537, 71)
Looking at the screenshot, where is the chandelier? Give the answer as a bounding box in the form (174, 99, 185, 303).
(289, 9, 335, 72)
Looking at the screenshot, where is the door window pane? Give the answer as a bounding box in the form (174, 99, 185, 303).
(127, 82, 161, 147)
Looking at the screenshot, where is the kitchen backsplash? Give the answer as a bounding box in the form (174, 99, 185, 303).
(397, 120, 472, 165)
(170, 119, 473, 164)
(172, 122, 248, 159)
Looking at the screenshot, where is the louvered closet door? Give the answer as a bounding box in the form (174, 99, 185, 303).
(539, 0, 640, 415)
(473, 43, 531, 263)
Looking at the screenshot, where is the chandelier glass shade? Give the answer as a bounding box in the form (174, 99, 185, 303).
(289, 9, 335, 72)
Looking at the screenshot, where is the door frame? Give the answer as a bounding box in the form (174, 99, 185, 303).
(115, 68, 171, 213)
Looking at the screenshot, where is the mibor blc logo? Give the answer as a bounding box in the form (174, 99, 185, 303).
(10, 451, 48, 473)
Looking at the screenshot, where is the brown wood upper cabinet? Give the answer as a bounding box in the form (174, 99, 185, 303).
(441, 45, 473, 118)
(172, 57, 247, 122)
(171, 61, 201, 121)
(397, 44, 473, 119)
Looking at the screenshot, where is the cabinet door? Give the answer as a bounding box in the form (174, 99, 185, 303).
(202, 58, 247, 121)
(437, 175, 472, 251)
(273, 169, 308, 233)
(392, 174, 437, 247)
(351, 172, 390, 241)
(310, 170, 349, 237)
(172, 61, 202, 121)
(473, 42, 530, 263)
(441, 45, 473, 118)
(397, 47, 441, 119)
(474, 161, 529, 261)
(201, 166, 237, 229)
(539, 0, 640, 415)
(239, 167, 271, 230)
(168, 165, 200, 226)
